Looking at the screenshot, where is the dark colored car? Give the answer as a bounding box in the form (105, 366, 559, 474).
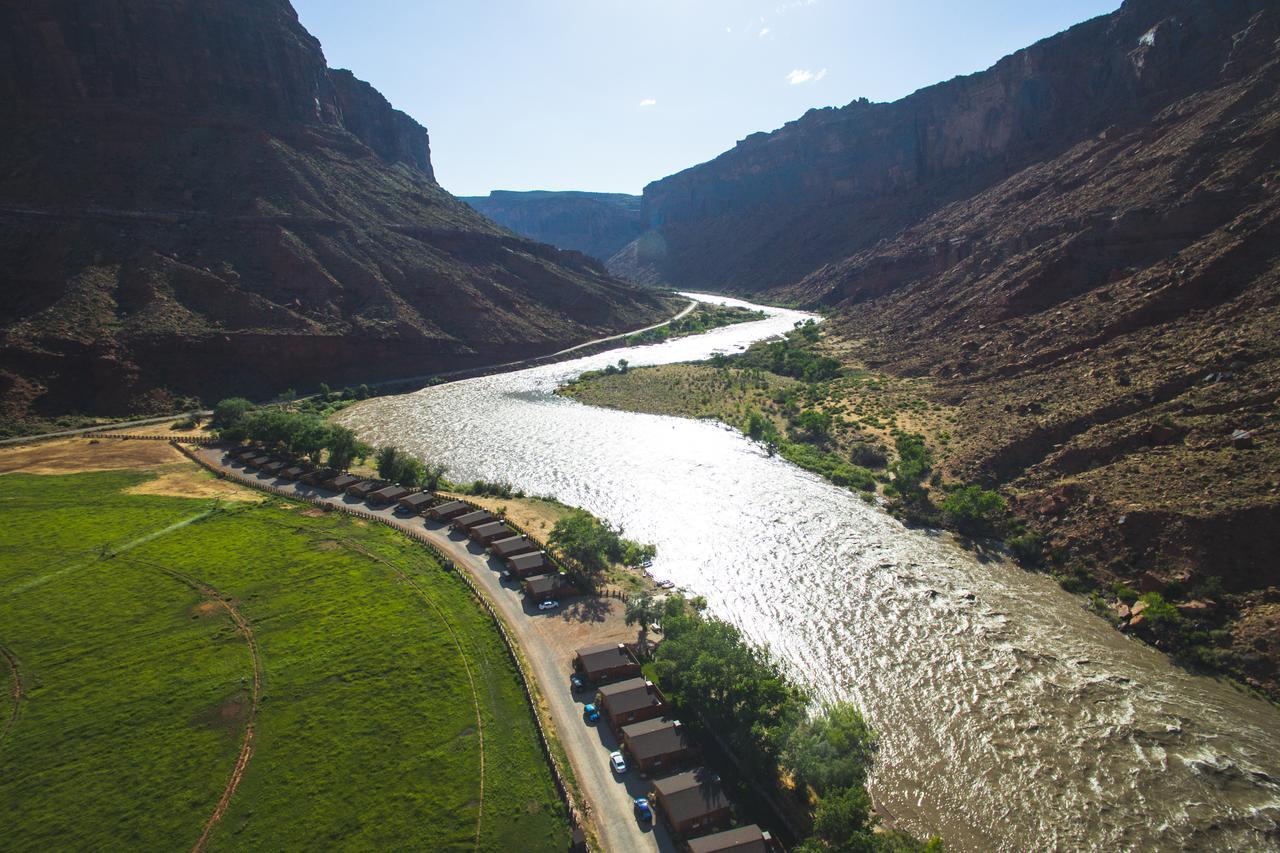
(633, 797, 652, 822)
(583, 703, 599, 723)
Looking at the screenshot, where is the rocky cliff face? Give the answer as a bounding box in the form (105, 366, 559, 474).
(619, 0, 1275, 292)
(463, 191, 642, 263)
(618, 0, 1280, 694)
(0, 0, 670, 425)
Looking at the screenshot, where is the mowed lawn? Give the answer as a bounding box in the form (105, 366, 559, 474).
(0, 469, 567, 851)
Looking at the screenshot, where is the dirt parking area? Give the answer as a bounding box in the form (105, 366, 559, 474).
(527, 595, 638, 670)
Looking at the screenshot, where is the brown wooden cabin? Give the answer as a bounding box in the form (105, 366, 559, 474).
(262, 460, 286, 474)
(652, 769, 732, 839)
(368, 485, 411, 504)
(469, 521, 515, 545)
(505, 551, 551, 579)
(452, 509, 497, 531)
(573, 642, 641, 684)
(686, 825, 772, 853)
(232, 447, 260, 462)
(280, 465, 307, 481)
(398, 492, 434, 513)
(597, 678, 666, 733)
(302, 467, 337, 486)
(327, 473, 360, 492)
(346, 480, 382, 498)
(621, 718, 694, 775)
(523, 572, 574, 602)
(247, 455, 271, 468)
(489, 535, 537, 559)
(426, 500, 471, 521)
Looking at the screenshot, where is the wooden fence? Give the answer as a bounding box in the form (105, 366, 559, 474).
(171, 442, 588, 838)
(95, 433, 217, 445)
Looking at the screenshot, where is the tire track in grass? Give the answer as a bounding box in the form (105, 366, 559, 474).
(339, 537, 488, 851)
(118, 556, 263, 853)
(0, 642, 22, 748)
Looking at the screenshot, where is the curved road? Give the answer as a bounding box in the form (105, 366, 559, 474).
(196, 446, 675, 853)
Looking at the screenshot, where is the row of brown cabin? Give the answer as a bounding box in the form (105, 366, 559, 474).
(425, 499, 577, 601)
(228, 446, 577, 602)
(571, 643, 775, 850)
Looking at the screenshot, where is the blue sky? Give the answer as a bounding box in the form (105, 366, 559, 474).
(293, 0, 1121, 196)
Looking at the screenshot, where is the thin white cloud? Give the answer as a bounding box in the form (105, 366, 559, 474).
(638, 98, 657, 107)
(758, 26, 771, 38)
(786, 68, 825, 85)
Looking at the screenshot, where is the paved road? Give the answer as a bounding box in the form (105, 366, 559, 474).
(197, 447, 675, 853)
(0, 411, 210, 446)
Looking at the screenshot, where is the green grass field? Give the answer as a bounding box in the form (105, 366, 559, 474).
(0, 469, 567, 851)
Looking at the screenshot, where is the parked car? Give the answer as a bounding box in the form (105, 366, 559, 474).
(538, 599, 559, 611)
(570, 673, 585, 692)
(583, 703, 599, 723)
(633, 797, 653, 823)
(609, 750, 627, 774)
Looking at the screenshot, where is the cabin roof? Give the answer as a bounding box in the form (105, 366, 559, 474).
(686, 825, 769, 853)
(454, 509, 495, 526)
(490, 535, 533, 556)
(575, 642, 636, 673)
(653, 769, 731, 824)
(525, 574, 568, 595)
(621, 718, 689, 762)
(508, 551, 547, 570)
(599, 678, 665, 715)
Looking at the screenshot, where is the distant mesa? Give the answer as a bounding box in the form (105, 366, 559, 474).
(462, 190, 644, 265)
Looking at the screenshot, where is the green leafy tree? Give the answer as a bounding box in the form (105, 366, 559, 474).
(422, 463, 448, 492)
(326, 426, 369, 470)
(795, 409, 834, 442)
(396, 457, 426, 489)
(940, 485, 1007, 537)
(548, 509, 615, 578)
(811, 785, 876, 852)
(889, 433, 933, 505)
(624, 593, 663, 653)
(212, 397, 253, 430)
(782, 702, 878, 795)
(376, 445, 402, 481)
(651, 597, 808, 779)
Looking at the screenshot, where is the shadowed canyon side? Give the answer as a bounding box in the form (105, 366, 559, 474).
(0, 0, 672, 426)
(461, 191, 643, 264)
(613, 0, 1280, 695)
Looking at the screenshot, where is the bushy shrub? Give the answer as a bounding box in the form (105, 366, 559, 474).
(940, 485, 1007, 537)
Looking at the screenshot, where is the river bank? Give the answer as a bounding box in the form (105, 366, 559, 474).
(336, 294, 1280, 851)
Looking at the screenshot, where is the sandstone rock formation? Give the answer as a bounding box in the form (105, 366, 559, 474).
(0, 0, 671, 425)
(463, 191, 643, 263)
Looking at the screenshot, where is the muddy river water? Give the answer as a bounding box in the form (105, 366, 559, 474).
(339, 295, 1280, 851)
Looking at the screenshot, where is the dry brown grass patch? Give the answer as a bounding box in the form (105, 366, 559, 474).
(0, 438, 183, 474)
(124, 464, 263, 502)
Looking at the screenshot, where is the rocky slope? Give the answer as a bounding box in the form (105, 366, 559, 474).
(0, 0, 672, 425)
(617, 0, 1280, 694)
(462, 191, 642, 263)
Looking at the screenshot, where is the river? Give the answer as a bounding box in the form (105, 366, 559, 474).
(338, 295, 1280, 851)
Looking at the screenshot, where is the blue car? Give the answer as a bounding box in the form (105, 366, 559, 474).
(583, 703, 599, 723)
(633, 797, 653, 822)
